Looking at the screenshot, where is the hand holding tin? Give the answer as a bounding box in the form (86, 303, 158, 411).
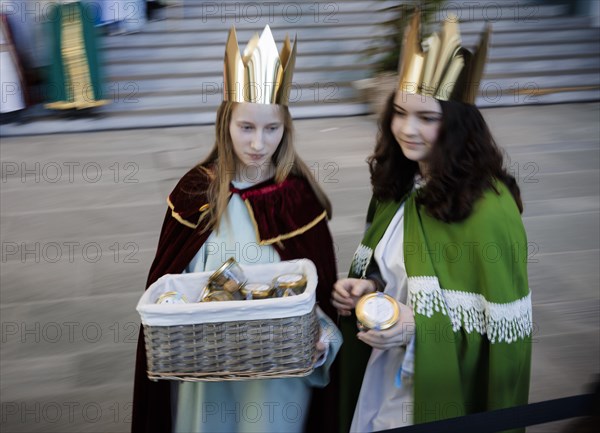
(331, 278, 377, 316)
(357, 300, 415, 350)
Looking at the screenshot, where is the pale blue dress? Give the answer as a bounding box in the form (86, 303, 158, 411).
(172, 180, 339, 433)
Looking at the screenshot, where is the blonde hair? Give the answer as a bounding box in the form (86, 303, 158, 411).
(197, 101, 332, 232)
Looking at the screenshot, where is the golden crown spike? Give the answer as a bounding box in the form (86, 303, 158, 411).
(397, 11, 491, 104)
(223, 25, 297, 105)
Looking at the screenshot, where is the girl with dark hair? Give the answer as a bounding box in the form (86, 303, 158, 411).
(332, 14, 532, 433)
(132, 26, 341, 433)
(370, 93, 523, 221)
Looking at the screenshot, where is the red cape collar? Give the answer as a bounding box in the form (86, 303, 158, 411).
(168, 169, 327, 245)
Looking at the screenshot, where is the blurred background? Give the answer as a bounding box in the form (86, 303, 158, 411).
(1, 0, 599, 432)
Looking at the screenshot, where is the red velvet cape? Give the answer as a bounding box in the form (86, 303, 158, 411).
(132, 166, 339, 432)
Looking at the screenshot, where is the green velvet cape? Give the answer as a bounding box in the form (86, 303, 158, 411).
(339, 181, 532, 433)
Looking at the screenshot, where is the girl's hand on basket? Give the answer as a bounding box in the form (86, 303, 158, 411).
(357, 301, 415, 349)
(315, 340, 327, 358)
(332, 278, 377, 316)
(313, 332, 328, 367)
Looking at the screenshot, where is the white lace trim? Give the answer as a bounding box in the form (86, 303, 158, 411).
(351, 244, 373, 278)
(408, 276, 532, 343)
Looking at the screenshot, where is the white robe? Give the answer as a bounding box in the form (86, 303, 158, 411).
(173, 180, 340, 433)
(350, 203, 414, 432)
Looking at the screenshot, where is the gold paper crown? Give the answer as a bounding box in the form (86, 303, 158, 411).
(223, 25, 297, 105)
(398, 12, 490, 104)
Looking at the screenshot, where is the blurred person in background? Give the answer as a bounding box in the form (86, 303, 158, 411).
(332, 13, 532, 433)
(132, 25, 341, 433)
(0, 11, 27, 119)
(44, 0, 109, 112)
(0, 0, 48, 114)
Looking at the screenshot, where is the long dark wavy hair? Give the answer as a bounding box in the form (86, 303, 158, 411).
(368, 92, 523, 222)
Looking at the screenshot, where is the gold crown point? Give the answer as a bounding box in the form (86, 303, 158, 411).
(222, 25, 297, 105)
(281, 34, 292, 66)
(279, 35, 297, 105)
(465, 24, 491, 104)
(397, 11, 490, 104)
(225, 26, 239, 57)
(224, 26, 244, 101)
(260, 24, 276, 45)
(399, 12, 422, 76)
(242, 32, 260, 62)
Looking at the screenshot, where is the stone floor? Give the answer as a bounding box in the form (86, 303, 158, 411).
(1, 102, 599, 432)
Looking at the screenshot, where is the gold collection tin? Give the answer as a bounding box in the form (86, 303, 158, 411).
(156, 291, 189, 304)
(240, 283, 274, 300)
(280, 288, 299, 297)
(208, 257, 247, 294)
(194, 266, 308, 302)
(203, 290, 235, 302)
(355, 292, 400, 331)
(197, 285, 212, 302)
(198, 284, 240, 302)
(273, 273, 307, 296)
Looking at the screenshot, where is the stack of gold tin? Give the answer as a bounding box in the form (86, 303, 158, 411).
(272, 273, 307, 297)
(155, 291, 189, 304)
(240, 283, 274, 300)
(154, 258, 310, 303)
(197, 257, 246, 302)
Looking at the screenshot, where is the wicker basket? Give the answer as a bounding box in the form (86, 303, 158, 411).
(137, 259, 319, 382)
